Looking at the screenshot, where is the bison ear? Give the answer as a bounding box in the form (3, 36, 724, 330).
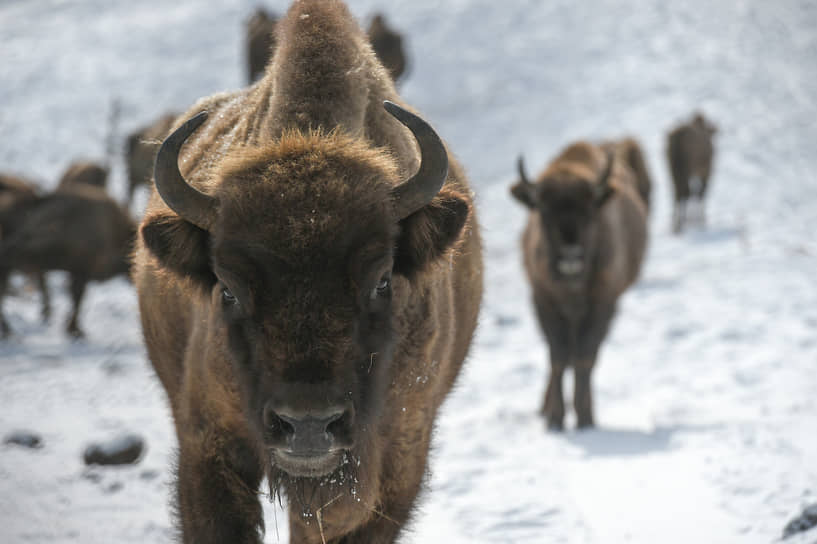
(140, 210, 215, 287)
(394, 188, 469, 279)
(510, 181, 536, 208)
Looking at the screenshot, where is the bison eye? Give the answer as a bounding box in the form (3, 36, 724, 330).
(221, 287, 238, 305)
(371, 273, 391, 300)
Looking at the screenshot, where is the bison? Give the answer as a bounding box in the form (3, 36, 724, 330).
(56, 160, 109, 192)
(246, 8, 409, 86)
(0, 173, 54, 322)
(667, 111, 717, 233)
(245, 7, 279, 83)
(0, 183, 135, 338)
(366, 13, 408, 83)
(510, 140, 648, 430)
(133, 1, 482, 542)
(124, 112, 178, 207)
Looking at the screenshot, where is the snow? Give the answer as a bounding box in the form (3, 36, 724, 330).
(2, 0, 816, 542)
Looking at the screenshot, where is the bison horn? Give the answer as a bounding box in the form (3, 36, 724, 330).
(153, 111, 217, 230)
(517, 155, 533, 186)
(383, 101, 449, 220)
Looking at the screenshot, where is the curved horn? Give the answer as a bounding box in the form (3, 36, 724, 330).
(383, 101, 449, 220)
(517, 155, 533, 186)
(153, 111, 217, 230)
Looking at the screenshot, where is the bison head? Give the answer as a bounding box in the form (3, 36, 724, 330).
(140, 103, 468, 492)
(511, 150, 614, 280)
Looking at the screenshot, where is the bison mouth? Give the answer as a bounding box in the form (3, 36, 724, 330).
(266, 449, 362, 518)
(270, 448, 346, 478)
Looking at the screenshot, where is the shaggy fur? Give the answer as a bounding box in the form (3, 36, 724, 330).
(124, 112, 178, 207)
(510, 141, 647, 429)
(601, 137, 652, 210)
(133, 1, 482, 543)
(0, 183, 135, 337)
(667, 112, 717, 233)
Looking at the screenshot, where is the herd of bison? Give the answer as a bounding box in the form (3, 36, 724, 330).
(1, 2, 723, 543)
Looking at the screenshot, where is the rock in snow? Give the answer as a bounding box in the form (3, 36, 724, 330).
(83, 434, 145, 466)
(3, 430, 43, 449)
(783, 504, 817, 538)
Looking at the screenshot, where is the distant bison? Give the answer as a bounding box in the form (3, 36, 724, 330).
(134, 1, 481, 542)
(0, 173, 51, 322)
(245, 7, 279, 83)
(56, 160, 109, 192)
(0, 184, 135, 338)
(246, 8, 409, 85)
(367, 13, 408, 83)
(511, 140, 648, 429)
(667, 112, 717, 233)
(125, 112, 178, 206)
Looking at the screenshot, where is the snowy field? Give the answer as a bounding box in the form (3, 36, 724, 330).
(2, 0, 817, 542)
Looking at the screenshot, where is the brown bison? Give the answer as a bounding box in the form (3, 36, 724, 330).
(367, 13, 408, 83)
(246, 7, 279, 83)
(667, 111, 717, 233)
(510, 140, 648, 429)
(0, 183, 135, 338)
(56, 160, 109, 191)
(0, 173, 51, 322)
(246, 8, 408, 86)
(124, 112, 178, 206)
(133, 1, 482, 542)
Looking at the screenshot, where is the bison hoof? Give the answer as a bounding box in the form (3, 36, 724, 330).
(545, 418, 564, 432)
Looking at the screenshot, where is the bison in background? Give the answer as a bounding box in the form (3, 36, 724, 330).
(124, 112, 178, 207)
(246, 7, 409, 86)
(134, 1, 482, 542)
(667, 111, 717, 233)
(245, 7, 279, 83)
(510, 140, 648, 430)
(56, 160, 109, 191)
(0, 183, 135, 338)
(366, 13, 408, 83)
(0, 173, 51, 322)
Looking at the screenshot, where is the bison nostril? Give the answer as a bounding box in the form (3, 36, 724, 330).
(263, 405, 295, 437)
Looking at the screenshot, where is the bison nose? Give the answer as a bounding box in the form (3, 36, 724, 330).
(263, 403, 354, 454)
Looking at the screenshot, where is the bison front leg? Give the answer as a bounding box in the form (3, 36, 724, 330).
(0, 270, 10, 338)
(573, 365, 595, 429)
(543, 362, 567, 431)
(535, 297, 570, 430)
(574, 302, 617, 429)
(36, 272, 51, 323)
(176, 432, 264, 544)
(66, 274, 87, 338)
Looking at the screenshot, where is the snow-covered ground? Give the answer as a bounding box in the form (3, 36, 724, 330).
(2, 1, 816, 542)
